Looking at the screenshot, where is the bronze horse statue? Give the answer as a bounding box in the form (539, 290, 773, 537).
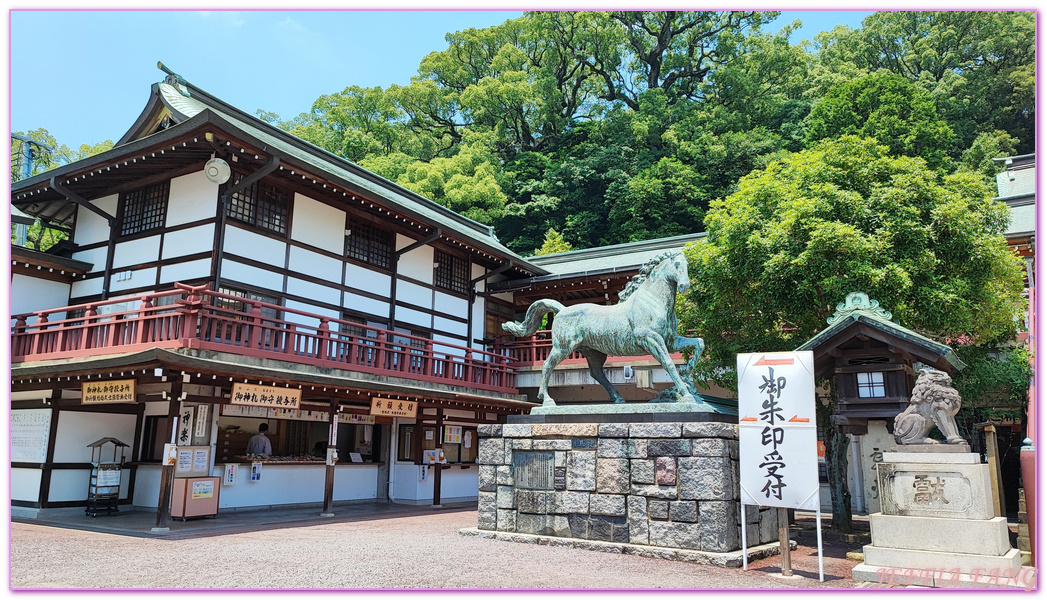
(503, 251, 705, 406)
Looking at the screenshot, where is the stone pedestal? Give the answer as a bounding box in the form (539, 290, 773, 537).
(852, 447, 1023, 588)
(469, 413, 783, 566)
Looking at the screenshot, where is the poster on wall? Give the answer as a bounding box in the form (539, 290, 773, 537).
(176, 450, 193, 473)
(224, 463, 238, 486)
(178, 406, 195, 445)
(443, 425, 463, 444)
(11, 409, 51, 463)
(194, 404, 209, 441)
(193, 450, 209, 473)
(250, 462, 262, 482)
(163, 444, 178, 466)
(464, 430, 473, 449)
(191, 479, 215, 499)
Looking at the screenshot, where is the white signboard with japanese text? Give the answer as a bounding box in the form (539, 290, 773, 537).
(737, 351, 820, 511)
(11, 409, 51, 463)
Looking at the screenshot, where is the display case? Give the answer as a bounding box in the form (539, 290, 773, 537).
(85, 437, 128, 517)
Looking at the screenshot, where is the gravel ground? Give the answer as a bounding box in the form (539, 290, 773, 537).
(10, 508, 860, 590)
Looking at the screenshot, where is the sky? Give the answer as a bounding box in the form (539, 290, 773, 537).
(6, 9, 879, 150)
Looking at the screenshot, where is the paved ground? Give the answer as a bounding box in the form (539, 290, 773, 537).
(10, 503, 863, 590)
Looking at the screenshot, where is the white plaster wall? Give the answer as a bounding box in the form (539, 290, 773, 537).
(223, 226, 286, 267)
(286, 276, 340, 308)
(288, 246, 342, 282)
(394, 306, 431, 329)
(159, 258, 212, 285)
(344, 263, 391, 295)
(471, 296, 485, 348)
(162, 224, 216, 259)
(434, 291, 467, 317)
(433, 317, 467, 339)
(49, 468, 131, 502)
(343, 292, 389, 321)
(390, 462, 477, 503)
(283, 300, 339, 325)
(72, 194, 118, 246)
(70, 277, 104, 299)
(109, 267, 158, 293)
(396, 238, 434, 283)
(212, 464, 378, 508)
(11, 469, 42, 502)
(221, 260, 284, 292)
(10, 275, 71, 318)
(290, 193, 346, 255)
(396, 280, 431, 308)
(70, 247, 108, 274)
(167, 170, 219, 227)
(53, 412, 138, 463)
(112, 235, 162, 269)
(133, 464, 163, 508)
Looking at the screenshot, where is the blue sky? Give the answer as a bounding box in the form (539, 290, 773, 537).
(10, 10, 873, 150)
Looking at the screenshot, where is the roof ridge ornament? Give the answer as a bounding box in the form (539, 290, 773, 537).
(826, 291, 893, 325)
(157, 61, 191, 97)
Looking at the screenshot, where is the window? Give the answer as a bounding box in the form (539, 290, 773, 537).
(856, 372, 886, 398)
(434, 250, 469, 296)
(119, 181, 169, 236)
(226, 176, 289, 235)
(346, 218, 393, 269)
(215, 287, 281, 320)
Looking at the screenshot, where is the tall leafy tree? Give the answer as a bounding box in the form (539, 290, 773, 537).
(805, 71, 955, 170)
(679, 136, 1026, 529)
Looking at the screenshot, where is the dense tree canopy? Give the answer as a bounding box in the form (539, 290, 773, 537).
(678, 136, 1026, 388)
(256, 10, 1033, 256)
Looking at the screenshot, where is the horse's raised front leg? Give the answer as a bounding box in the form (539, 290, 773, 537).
(639, 331, 697, 403)
(579, 348, 625, 404)
(538, 344, 572, 407)
(672, 335, 705, 376)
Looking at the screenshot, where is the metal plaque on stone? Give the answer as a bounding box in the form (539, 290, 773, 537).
(513, 451, 555, 490)
(553, 467, 567, 490)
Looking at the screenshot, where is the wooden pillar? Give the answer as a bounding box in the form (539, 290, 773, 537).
(433, 408, 443, 507)
(153, 379, 181, 532)
(778, 507, 792, 576)
(321, 399, 338, 517)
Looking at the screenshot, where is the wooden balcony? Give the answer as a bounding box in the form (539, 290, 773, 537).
(11, 283, 517, 394)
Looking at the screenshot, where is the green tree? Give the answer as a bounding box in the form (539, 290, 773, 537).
(958, 130, 1018, 180)
(534, 228, 573, 255)
(679, 136, 1026, 530)
(607, 157, 706, 242)
(805, 71, 955, 170)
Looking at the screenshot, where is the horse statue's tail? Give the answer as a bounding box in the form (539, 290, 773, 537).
(502, 299, 564, 337)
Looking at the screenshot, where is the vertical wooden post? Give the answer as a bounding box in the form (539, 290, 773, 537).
(433, 408, 443, 507)
(321, 399, 337, 517)
(153, 379, 181, 532)
(778, 507, 792, 576)
(977, 423, 1006, 517)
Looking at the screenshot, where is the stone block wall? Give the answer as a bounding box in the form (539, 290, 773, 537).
(477, 421, 779, 554)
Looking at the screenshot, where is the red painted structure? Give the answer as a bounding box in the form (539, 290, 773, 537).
(495, 331, 684, 367)
(12, 283, 516, 394)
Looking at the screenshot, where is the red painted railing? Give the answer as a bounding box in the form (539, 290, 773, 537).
(11, 283, 516, 394)
(494, 331, 687, 367)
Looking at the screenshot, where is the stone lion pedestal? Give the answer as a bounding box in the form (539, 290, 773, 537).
(461, 405, 790, 566)
(851, 445, 1023, 587)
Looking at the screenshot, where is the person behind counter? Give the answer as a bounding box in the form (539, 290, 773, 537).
(247, 423, 272, 456)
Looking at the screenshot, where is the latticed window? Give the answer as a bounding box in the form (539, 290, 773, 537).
(226, 177, 289, 235)
(346, 218, 393, 269)
(434, 250, 469, 296)
(215, 287, 280, 320)
(856, 372, 886, 398)
(119, 181, 169, 236)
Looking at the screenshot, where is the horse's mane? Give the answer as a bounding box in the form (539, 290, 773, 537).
(618, 251, 682, 303)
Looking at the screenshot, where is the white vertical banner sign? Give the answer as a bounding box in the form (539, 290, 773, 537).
(737, 350, 823, 580)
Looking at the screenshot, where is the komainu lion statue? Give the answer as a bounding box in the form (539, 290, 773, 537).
(893, 367, 965, 445)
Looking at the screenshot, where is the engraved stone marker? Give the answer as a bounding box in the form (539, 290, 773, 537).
(513, 451, 555, 490)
